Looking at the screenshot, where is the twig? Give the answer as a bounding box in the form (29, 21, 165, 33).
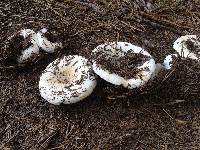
(161, 68, 176, 83)
(40, 131, 58, 149)
(0, 64, 26, 70)
(167, 100, 185, 105)
(141, 12, 191, 29)
(30, 130, 58, 150)
(125, 12, 187, 35)
(73, 0, 106, 15)
(162, 108, 174, 120)
(120, 20, 144, 32)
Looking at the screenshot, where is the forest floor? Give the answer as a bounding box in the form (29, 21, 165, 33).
(0, 0, 200, 149)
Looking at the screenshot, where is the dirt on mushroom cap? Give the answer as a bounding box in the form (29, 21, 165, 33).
(185, 37, 200, 57)
(94, 50, 151, 79)
(0, 0, 200, 149)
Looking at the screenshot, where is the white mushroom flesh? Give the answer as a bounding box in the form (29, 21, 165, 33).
(162, 54, 178, 70)
(92, 42, 156, 89)
(173, 35, 200, 60)
(20, 29, 35, 38)
(36, 28, 63, 53)
(17, 44, 40, 63)
(17, 29, 40, 63)
(39, 55, 97, 105)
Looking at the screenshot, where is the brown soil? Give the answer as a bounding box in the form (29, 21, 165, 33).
(185, 38, 200, 56)
(42, 29, 62, 44)
(95, 51, 150, 79)
(1, 0, 200, 149)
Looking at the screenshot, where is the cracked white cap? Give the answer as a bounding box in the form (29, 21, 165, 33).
(92, 42, 156, 89)
(36, 28, 63, 53)
(39, 55, 97, 105)
(173, 35, 200, 60)
(17, 29, 40, 63)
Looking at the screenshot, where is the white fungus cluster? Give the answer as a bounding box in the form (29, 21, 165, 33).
(38, 34, 200, 105)
(17, 28, 63, 63)
(39, 42, 158, 105)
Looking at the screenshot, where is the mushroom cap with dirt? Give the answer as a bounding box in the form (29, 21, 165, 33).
(91, 42, 156, 89)
(17, 28, 63, 64)
(173, 35, 200, 60)
(39, 55, 97, 105)
(16, 29, 40, 63)
(36, 28, 63, 53)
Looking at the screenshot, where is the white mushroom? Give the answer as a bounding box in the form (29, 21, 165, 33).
(20, 29, 35, 39)
(36, 28, 63, 53)
(92, 42, 156, 89)
(17, 44, 40, 63)
(39, 55, 97, 105)
(173, 35, 200, 60)
(162, 54, 178, 70)
(151, 54, 179, 79)
(16, 29, 40, 63)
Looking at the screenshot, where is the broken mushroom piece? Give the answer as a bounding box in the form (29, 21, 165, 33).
(39, 55, 97, 105)
(92, 42, 156, 89)
(162, 54, 178, 70)
(36, 28, 63, 53)
(20, 29, 36, 39)
(151, 54, 179, 79)
(173, 35, 200, 60)
(17, 44, 40, 63)
(15, 29, 40, 63)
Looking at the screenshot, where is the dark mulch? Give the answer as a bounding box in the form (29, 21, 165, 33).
(0, 0, 200, 149)
(93, 49, 151, 79)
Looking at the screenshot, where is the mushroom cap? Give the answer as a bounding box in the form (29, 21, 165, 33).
(17, 29, 40, 63)
(173, 35, 200, 60)
(92, 42, 156, 89)
(36, 28, 63, 53)
(39, 55, 97, 105)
